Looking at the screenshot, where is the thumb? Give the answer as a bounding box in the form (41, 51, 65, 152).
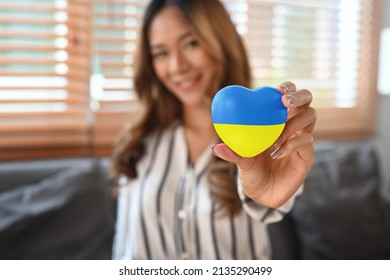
(211, 143, 256, 172)
(211, 143, 240, 163)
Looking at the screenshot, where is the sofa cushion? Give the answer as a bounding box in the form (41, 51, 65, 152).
(0, 158, 116, 260)
(291, 143, 390, 259)
(0, 158, 104, 193)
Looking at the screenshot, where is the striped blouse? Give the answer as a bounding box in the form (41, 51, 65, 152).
(112, 123, 301, 260)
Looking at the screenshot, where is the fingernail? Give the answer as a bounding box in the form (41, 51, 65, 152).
(274, 135, 284, 148)
(280, 84, 289, 94)
(270, 147, 285, 159)
(211, 144, 216, 156)
(285, 94, 296, 105)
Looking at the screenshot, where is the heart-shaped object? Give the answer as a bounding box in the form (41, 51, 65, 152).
(211, 85, 287, 157)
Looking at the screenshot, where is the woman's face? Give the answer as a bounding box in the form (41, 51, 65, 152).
(148, 6, 219, 109)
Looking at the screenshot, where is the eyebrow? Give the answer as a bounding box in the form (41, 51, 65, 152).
(150, 31, 193, 50)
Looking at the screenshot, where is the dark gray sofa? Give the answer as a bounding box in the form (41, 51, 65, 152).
(0, 158, 116, 259)
(269, 142, 390, 259)
(1, 142, 389, 259)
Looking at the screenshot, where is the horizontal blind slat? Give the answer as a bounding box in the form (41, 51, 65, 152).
(0, 0, 382, 160)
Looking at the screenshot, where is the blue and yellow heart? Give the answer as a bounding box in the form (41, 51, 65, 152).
(211, 85, 287, 157)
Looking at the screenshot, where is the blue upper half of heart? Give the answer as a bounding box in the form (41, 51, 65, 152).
(211, 85, 288, 125)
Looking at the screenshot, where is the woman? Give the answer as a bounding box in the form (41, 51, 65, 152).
(111, 0, 317, 259)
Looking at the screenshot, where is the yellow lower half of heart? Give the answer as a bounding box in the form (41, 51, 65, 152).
(213, 123, 285, 157)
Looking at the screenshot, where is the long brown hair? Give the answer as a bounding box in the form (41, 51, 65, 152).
(111, 0, 251, 215)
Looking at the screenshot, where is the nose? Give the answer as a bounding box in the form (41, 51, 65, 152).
(169, 50, 189, 74)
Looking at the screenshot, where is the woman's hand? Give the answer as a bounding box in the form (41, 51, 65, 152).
(212, 81, 317, 209)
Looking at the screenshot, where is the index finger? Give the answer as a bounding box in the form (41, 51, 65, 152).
(277, 81, 297, 95)
(281, 88, 313, 108)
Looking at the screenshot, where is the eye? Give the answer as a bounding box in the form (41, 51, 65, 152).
(151, 50, 168, 60)
(184, 39, 198, 50)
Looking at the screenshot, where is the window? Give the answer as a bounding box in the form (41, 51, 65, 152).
(0, 1, 92, 160)
(224, 0, 383, 139)
(0, 0, 384, 161)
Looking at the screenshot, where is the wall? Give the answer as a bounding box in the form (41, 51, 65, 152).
(385, 0, 390, 26)
(376, 0, 390, 195)
(330, 0, 390, 196)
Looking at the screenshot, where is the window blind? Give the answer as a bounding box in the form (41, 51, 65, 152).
(0, 0, 383, 161)
(0, 0, 91, 160)
(223, 0, 383, 139)
(90, 0, 146, 156)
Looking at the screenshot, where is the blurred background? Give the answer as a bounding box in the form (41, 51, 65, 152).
(0, 0, 389, 260)
(1, 0, 388, 187)
(377, 0, 390, 196)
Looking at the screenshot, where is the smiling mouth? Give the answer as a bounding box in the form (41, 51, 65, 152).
(176, 76, 200, 90)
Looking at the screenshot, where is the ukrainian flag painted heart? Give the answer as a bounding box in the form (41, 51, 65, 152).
(211, 85, 287, 157)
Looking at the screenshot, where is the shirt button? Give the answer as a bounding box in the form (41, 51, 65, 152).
(178, 209, 186, 219)
(118, 175, 128, 185)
